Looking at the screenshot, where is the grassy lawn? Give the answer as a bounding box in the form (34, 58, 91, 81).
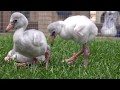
(0, 34, 120, 79)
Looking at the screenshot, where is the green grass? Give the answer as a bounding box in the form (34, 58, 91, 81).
(0, 34, 120, 79)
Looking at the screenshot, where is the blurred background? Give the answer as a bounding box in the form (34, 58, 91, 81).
(0, 11, 120, 36)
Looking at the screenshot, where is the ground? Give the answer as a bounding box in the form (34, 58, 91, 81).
(0, 34, 120, 79)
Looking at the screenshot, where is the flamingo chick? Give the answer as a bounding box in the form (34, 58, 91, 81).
(47, 15, 98, 67)
(5, 12, 50, 69)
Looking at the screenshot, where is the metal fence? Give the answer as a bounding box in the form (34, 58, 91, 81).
(0, 11, 120, 37)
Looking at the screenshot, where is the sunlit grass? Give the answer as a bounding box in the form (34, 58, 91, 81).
(0, 34, 120, 79)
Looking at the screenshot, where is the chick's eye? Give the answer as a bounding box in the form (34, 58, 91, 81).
(14, 20, 17, 23)
(11, 20, 17, 24)
(52, 31, 55, 35)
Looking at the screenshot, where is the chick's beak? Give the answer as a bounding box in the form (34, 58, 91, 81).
(50, 32, 55, 46)
(5, 23, 14, 32)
